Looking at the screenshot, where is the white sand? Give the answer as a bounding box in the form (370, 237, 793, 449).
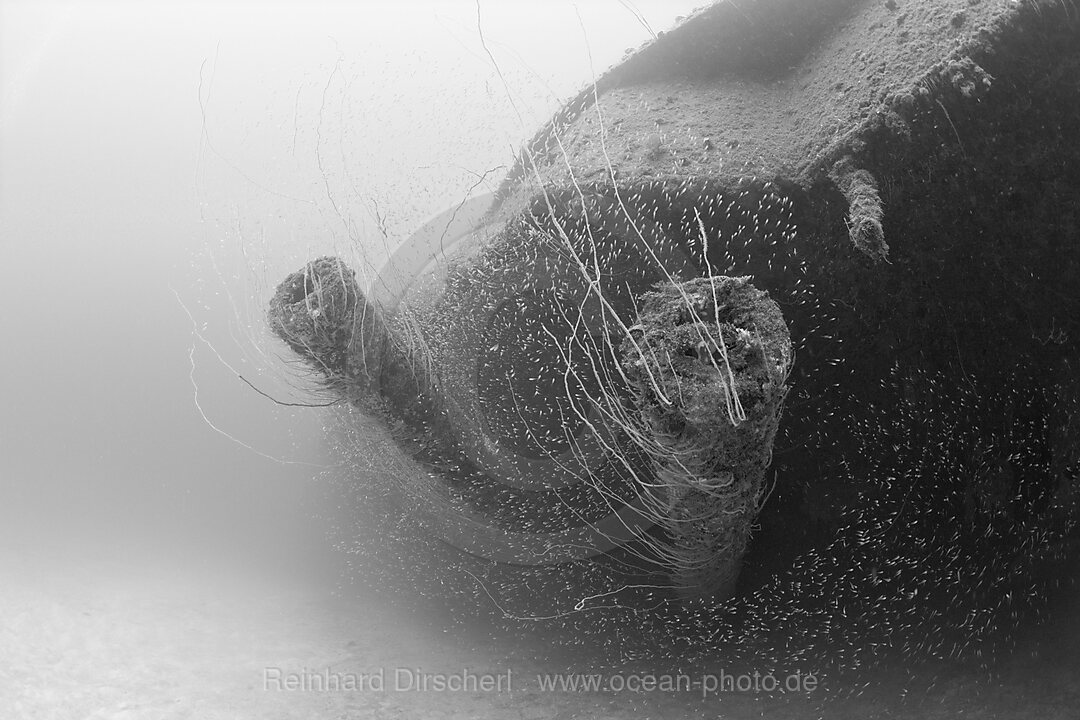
(3, 528, 1077, 720)
(0, 537, 703, 719)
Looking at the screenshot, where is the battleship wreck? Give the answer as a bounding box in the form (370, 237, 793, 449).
(267, 0, 1080, 645)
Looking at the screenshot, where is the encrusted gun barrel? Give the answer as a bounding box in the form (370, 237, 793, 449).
(267, 257, 389, 412)
(621, 276, 791, 599)
(265, 0, 1080, 611)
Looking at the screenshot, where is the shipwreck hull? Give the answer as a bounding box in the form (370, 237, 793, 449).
(270, 0, 1080, 607)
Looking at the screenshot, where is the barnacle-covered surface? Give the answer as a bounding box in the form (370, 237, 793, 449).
(269, 0, 1080, 709)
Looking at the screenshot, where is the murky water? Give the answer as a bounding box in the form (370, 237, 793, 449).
(2, 3, 1078, 718)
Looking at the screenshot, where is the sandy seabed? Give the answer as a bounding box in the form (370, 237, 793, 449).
(0, 532, 723, 720)
(2, 523, 1079, 720)
(0, 549, 553, 720)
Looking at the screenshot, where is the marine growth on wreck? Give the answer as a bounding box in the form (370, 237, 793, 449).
(266, 0, 1080, 687)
